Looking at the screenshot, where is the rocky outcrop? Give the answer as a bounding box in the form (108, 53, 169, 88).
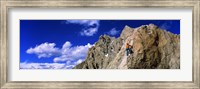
(73, 24, 180, 69)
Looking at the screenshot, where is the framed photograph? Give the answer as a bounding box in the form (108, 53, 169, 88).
(1, 0, 199, 89)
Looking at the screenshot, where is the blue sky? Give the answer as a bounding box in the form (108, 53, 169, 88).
(20, 20, 180, 69)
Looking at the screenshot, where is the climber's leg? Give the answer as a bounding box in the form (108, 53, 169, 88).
(128, 48, 131, 56)
(126, 49, 127, 56)
(126, 48, 129, 56)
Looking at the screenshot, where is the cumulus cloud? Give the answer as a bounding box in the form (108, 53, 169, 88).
(62, 41, 72, 49)
(54, 42, 93, 62)
(26, 42, 60, 58)
(20, 62, 74, 69)
(107, 28, 120, 36)
(65, 20, 100, 36)
(26, 41, 93, 69)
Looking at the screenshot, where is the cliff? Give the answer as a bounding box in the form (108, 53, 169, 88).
(74, 24, 180, 69)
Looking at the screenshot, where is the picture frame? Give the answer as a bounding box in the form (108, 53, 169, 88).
(0, 0, 199, 89)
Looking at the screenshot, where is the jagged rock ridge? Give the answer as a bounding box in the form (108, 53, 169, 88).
(74, 24, 180, 69)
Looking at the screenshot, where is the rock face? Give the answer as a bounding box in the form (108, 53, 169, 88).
(74, 24, 180, 69)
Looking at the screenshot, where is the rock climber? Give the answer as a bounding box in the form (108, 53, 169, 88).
(126, 43, 131, 56)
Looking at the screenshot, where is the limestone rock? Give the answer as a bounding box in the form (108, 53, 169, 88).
(73, 24, 180, 69)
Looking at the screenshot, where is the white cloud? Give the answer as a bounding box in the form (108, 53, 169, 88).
(26, 42, 60, 58)
(107, 28, 120, 36)
(20, 62, 74, 69)
(65, 20, 98, 26)
(76, 59, 84, 65)
(62, 41, 72, 49)
(80, 28, 98, 36)
(54, 43, 93, 62)
(66, 61, 72, 65)
(65, 20, 100, 36)
(26, 41, 93, 69)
